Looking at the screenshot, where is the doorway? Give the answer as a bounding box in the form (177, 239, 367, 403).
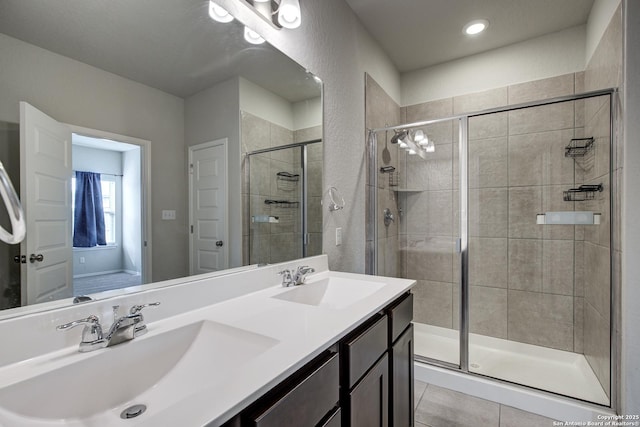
(13, 103, 150, 308)
(70, 133, 144, 295)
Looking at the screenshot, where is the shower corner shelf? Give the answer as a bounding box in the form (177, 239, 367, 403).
(563, 183, 603, 202)
(565, 137, 594, 157)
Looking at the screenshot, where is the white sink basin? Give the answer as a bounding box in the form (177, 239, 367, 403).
(272, 276, 385, 309)
(0, 320, 278, 426)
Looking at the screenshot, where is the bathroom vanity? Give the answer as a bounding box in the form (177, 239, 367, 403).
(0, 255, 414, 426)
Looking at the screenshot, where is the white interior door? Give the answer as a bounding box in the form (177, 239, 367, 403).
(189, 139, 228, 274)
(20, 102, 73, 304)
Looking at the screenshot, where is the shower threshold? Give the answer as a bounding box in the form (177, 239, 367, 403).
(413, 323, 609, 406)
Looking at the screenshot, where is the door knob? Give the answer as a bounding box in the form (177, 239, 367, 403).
(29, 253, 44, 263)
(14, 255, 26, 264)
(216, 241, 224, 247)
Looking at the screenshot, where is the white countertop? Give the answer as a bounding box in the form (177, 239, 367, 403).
(0, 264, 414, 427)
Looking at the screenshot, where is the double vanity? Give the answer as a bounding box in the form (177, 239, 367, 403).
(0, 255, 414, 426)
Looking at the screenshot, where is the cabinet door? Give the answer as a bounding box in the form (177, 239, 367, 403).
(349, 353, 389, 427)
(391, 324, 414, 427)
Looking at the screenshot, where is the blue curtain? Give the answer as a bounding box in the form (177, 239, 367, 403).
(73, 171, 106, 247)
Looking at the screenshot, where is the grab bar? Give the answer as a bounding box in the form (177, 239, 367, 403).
(0, 160, 26, 244)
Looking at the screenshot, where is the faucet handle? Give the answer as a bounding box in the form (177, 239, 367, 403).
(57, 315, 103, 343)
(293, 266, 315, 285)
(129, 302, 161, 315)
(278, 269, 293, 287)
(295, 265, 315, 275)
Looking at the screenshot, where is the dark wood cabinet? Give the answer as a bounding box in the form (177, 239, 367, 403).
(222, 292, 413, 427)
(349, 353, 389, 427)
(391, 324, 414, 427)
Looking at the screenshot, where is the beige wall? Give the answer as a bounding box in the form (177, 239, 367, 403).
(581, 2, 624, 401)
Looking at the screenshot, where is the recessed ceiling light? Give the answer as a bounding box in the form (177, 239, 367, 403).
(463, 19, 489, 36)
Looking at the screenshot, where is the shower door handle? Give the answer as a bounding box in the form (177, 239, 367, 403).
(455, 238, 462, 254)
(216, 241, 223, 247)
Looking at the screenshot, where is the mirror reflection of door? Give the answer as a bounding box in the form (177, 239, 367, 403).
(10, 102, 147, 308)
(20, 102, 73, 305)
(189, 139, 229, 275)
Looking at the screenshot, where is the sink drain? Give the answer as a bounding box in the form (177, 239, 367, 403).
(120, 404, 147, 419)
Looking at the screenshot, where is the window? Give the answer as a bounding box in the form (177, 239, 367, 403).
(101, 178, 116, 244)
(71, 174, 117, 245)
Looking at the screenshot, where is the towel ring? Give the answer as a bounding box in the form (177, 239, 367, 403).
(0, 161, 26, 244)
(328, 186, 345, 212)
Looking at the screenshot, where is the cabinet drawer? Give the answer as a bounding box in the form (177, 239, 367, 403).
(388, 292, 413, 343)
(343, 314, 388, 388)
(250, 352, 339, 427)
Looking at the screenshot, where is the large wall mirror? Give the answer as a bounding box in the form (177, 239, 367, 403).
(0, 0, 323, 318)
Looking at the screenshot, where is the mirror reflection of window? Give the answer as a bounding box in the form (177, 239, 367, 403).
(71, 174, 117, 247)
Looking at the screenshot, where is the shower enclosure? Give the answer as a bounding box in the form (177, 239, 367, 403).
(367, 89, 617, 408)
(245, 140, 322, 264)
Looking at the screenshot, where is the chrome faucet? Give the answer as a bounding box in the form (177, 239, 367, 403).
(57, 302, 160, 352)
(278, 265, 315, 287)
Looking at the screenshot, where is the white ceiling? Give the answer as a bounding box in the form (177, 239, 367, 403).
(345, 0, 595, 72)
(0, 0, 320, 102)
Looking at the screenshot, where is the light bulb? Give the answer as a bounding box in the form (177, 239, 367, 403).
(278, 0, 301, 29)
(463, 19, 489, 36)
(244, 26, 265, 44)
(414, 130, 425, 142)
(398, 141, 408, 149)
(408, 149, 417, 155)
(425, 143, 435, 153)
(208, 1, 234, 23)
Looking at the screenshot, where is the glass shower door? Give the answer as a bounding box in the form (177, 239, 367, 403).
(248, 146, 304, 264)
(466, 95, 612, 406)
(389, 117, 461, 367)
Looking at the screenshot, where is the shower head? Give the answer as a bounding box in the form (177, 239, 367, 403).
(390, 129, 408, 144)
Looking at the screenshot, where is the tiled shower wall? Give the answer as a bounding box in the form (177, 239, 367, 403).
(241, 111, 323, 265)
(367, 57, 617, 403)
(398, 73, 596, 355)
(364, 75, 401, 277)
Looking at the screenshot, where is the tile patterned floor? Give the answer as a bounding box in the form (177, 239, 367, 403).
(414, 381, 559, 427)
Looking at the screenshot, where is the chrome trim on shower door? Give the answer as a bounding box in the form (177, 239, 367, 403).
(458, 117, 469, 372)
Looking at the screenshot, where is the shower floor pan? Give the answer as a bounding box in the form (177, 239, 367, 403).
(413, 323, 609, 406)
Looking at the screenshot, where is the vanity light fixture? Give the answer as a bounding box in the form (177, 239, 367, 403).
(244, 26, 266, 44)
(424, 141, 435, 153)
(208, 0, 234, 23)
(463, 19, 489, 36)
(277, 0, 302, 29)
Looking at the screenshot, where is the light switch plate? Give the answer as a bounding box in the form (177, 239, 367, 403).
(162, 210, 176, 220)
